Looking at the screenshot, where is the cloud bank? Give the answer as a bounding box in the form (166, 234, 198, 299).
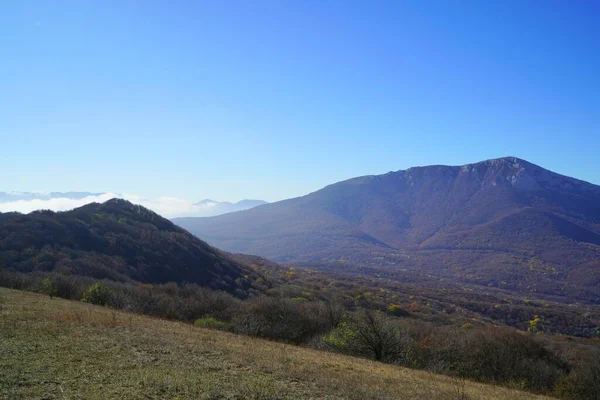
(0, 193, 225, 218)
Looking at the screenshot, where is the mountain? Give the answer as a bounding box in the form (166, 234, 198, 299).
(0, 199, 264, 293)
(175, 157, 600, 302)
(190, 199, 268, 217)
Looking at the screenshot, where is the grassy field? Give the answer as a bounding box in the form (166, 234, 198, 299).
(0, 288, 550, 400)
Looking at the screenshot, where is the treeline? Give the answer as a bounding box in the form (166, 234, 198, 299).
(1, 269, 599, 399)
(275, 265, 600, 338)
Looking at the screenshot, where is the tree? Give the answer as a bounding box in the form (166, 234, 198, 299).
(82, 283, 112, 306)
(39, 278, 57, 299)
(528, 315, 543, 334)
(387, 304, 411, 317)
(324, 300, 345, 329)
(353, 310, 413, 363)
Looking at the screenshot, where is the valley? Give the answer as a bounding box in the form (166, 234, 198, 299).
(1, 158, 599, 399)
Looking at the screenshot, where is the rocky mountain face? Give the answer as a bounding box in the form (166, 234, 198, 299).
(175, 157, 600, 302)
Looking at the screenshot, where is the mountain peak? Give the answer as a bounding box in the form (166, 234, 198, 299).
(397, 157, 543, 191)
(104, 198, 134, 207)
(176, 156, 600, 304)
(195, 199, 217, 205)
(483, 156, 529, 164)
(402, 157, 535, 174)
(398, 157, 599, 193)
(470, 156, 537, 171)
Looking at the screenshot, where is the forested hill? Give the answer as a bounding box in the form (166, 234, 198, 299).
(0, 199, 264, 295)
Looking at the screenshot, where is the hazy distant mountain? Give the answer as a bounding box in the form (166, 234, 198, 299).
(0, 199, 265, 293)
(189, 199, 268, 217)
(175, 157, 600, 302)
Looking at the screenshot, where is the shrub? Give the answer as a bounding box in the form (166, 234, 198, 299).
(232, 296, 330, 344)
(82, 283, 112, 306)
(51, 275, 81, 300)
(231, 312, 264, 337)
(323, 310, 414, 364)
(324, 300, 346, 328)
(387, 304, 411, 317)
(179, 284, 239, 321)
(352, 310, 414, 363)
(421, 327, 569, 391)
(194, 317, 232, 331)
(39, 278, 57, 299)
(556, 355, 600, 399)
(322, 321, 356, 347)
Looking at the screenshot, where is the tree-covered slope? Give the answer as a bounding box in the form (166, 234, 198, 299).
(0, 199, 262, 294)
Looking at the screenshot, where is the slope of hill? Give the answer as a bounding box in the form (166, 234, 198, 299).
(175, 157, 600, 302)
(0, 199, 262, 293)
(0, 288, 549, 400)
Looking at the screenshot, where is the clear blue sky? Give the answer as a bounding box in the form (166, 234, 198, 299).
(1, 0, 598, 202)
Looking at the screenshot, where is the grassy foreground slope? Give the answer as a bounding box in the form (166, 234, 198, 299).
(0, 289, 548, 400)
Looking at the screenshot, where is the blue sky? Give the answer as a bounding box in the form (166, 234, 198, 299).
(1, 0, 598, 202)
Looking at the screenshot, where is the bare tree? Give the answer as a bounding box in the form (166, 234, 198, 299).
(353, 310, 412, 363)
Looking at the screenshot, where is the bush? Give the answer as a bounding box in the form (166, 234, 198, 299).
(417, 327, 569, 391)
(51, 275, 82, 300)
(352, 310, 413, 363)
(39, 278, 57, 298)
(194, 317, 232, 331)
(0, 268, 588, 397)
(82, 283, 112, 306)
(556, 355, 600, 399)
(322, 321, 356, 347)
(387, 304, 411, 317)
(232, 296, 330, 344)
(0, 269, 36, 290)
(323, 310, 414, 364)
(179, 284, 239, 321)
(324, 300, 346, 328)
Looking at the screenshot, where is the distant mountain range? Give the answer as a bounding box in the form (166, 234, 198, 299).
(0, 199, 265, 294)
(175, 157, 600, 303)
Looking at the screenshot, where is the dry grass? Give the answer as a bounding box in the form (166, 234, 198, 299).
(0, 288, 550, 399)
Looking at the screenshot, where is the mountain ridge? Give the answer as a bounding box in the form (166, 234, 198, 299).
(0, 198, 266, 295)
(175, 157, 600, 302)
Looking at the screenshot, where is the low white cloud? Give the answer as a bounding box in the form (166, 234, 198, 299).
(0, 193, 118, 214)
(0, 193, 227, 219)
(119, 195, 221, 218)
